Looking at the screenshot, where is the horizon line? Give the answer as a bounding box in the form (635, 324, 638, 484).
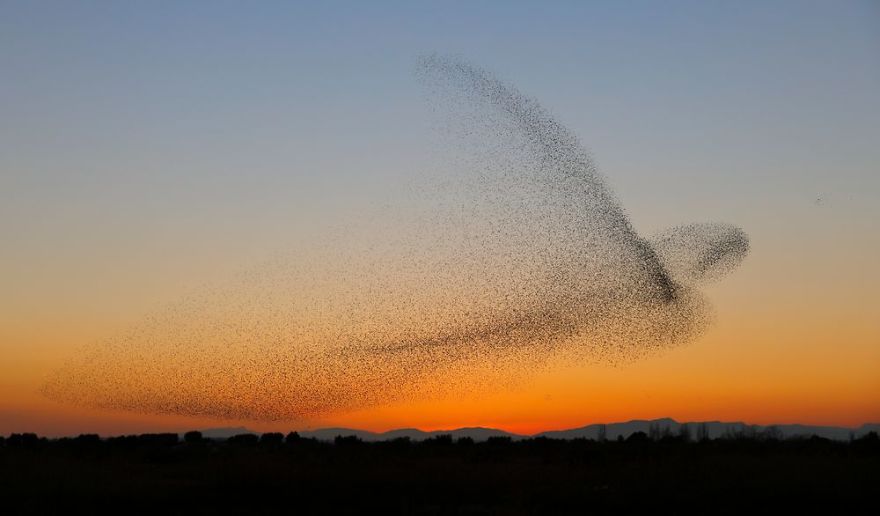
(11, 417, 879, 440)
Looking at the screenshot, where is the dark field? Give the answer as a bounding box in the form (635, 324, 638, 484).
(2, 431, 878, 515)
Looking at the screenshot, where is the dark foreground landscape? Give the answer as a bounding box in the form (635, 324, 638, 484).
(2, 430, 878, 515)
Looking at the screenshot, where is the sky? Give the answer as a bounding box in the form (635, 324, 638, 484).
(1, 0, 879, 436)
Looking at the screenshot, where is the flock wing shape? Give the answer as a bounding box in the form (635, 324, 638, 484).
(44, 56, 748, 421)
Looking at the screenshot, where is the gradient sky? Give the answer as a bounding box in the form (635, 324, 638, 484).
(2, 0, 879, 436)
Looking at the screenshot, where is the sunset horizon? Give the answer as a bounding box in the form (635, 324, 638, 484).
(2, 1, 877, 512)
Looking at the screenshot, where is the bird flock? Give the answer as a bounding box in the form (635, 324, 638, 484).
(43, 56, 749, 422)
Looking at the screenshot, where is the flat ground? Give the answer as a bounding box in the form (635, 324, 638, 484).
(2, 432, 878, 515)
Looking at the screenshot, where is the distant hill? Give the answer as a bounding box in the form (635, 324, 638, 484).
(536, 419, 880, 441)
(194, 427, 257, 439)
(296, 426, 520, 442)
(257, 419, 879, 442)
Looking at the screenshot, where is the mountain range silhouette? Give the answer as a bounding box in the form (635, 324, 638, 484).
(195, 418, 880, 442)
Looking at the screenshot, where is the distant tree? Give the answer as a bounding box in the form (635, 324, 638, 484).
(597, 424, 607, 442)
(679, 424, 692, 443)
(184, 431, 203, 444)
(456, 436, 474, 446)
(285, 431, 301, 445)
(106, 435, 139, 448)
(424, 434, 453, 446)
(75, 434, 101, 446)
(697, 423, 710, 442)
(648, 423, 661, 441)
(762, 426, 782, 441)
(8, 433, 43, 448)
(627, 431, 650, 443)
(137, 433, 179, 446)
(850, 431, 879, 454)
(858, 431, 878, 443)
(386, 436, 411, 449)
(487, 436, 512, 446)
(227, 433, 259, 446)
(334, 435, 363, 447)
(260, 432, 284, 446)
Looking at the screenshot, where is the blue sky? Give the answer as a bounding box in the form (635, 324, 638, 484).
(2, 0, 878, 278)
(3, 1, 877, 228)
(2, 0, 878, 310)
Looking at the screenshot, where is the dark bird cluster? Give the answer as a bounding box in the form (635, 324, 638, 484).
(43, 56, 749, 422)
